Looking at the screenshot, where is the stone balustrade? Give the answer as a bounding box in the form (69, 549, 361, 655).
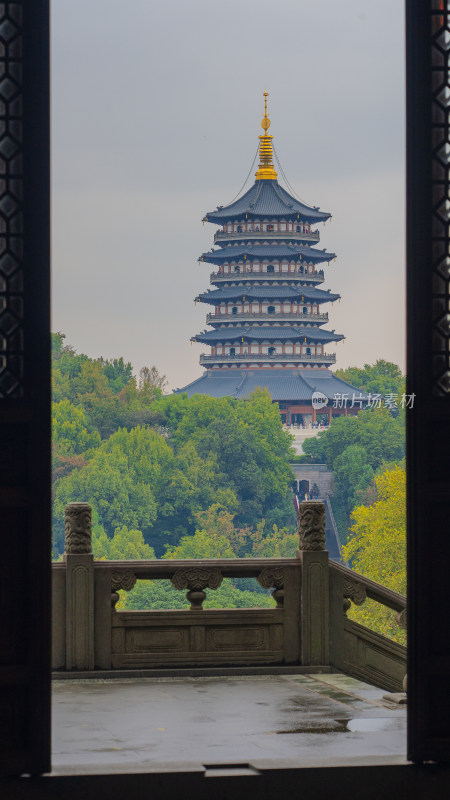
(52, 501, 406, 691)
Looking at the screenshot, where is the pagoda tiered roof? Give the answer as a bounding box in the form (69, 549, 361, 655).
(193, 326, 343, 344)
(196, 286, 340, 304)
(203, 180, 330, 224)
(200, 243, 335, 265)
(177, 369, 369, 402)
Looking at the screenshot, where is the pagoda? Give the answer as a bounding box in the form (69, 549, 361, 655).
(177, 94, 367, 425)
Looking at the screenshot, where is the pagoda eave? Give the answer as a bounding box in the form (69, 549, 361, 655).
(195, 287, 341, 305)
(199, 247, 336, 267)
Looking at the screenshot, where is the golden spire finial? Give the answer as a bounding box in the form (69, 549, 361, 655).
(255, 91, 277, 181)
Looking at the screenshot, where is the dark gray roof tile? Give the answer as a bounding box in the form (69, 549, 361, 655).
(200, 243, 335, 265)
(175, 368, 369, 402)
(204, 180, 330, 224)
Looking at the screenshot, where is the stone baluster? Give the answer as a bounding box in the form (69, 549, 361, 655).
(64, 502, 94, 671)
(111, 569, 137, 611)
(171, 568, 223, 610)
(297, 500, 329, 666)
(257, 567, 285, 608)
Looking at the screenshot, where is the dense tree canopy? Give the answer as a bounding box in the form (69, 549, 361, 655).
(154, 390, 295, 531)
(51, 332, 166, 440)
(302, 407, 404, 471)
(335, 359, 405, 398)
(51, 335, 296, 557)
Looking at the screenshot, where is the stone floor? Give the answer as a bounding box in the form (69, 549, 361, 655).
(51, 672, 407, 774)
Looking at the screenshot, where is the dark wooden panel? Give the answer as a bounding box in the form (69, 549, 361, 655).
(0, 0, 51, 777)
(406, 0, 450, 763)
(0, 508, 27, 664)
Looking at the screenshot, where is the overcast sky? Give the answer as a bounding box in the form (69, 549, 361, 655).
(51, 0, 405, 391)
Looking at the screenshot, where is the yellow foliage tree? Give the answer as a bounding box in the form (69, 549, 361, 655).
(342, 465, 406, 644)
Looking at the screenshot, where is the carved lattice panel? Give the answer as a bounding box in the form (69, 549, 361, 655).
(432, 0, 450, 394)
(0, 3, 23, 398)
(0, 1, 51, 777)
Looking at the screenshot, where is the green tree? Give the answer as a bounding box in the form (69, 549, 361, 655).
(335, 359, 405, 398)
(192, 504, 251, 556)
(92, 523, 156, 560)
(101, 357, 133, 394)
(138, 365, 168, 396)
(51, 339, 299, 555)
(51, 332, 166, 437)
(164, 528, 235, 560)
(303, 407, 404, 470)
(52, 400, 100, 455)
(333, 444, 375, 529)
(52, 425, 239, 556)
(52, 445, 157, 554)
(248, 522, 298, 558)
(156, 389, 295, 530)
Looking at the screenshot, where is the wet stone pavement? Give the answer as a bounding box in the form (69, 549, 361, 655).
(51, 673, 407, 774)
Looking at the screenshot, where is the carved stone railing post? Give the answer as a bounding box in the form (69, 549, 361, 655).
(64, 502, 94, 670)
(297, 500, 329, 666)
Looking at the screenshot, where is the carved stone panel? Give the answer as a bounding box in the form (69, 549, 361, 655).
(257, 567, 285, 589)
(343, 619, 406, 693)
(208, 626, 266, 651)
(64, 502, 92, 554)
(171, 568, 223, 591)
(343, 578, 367, 613)
(111, 569, 137, 611)
(298, 501, 326, 551)
(110, 610, 284, 668)
(257, 566, 285, 608)
(395, 607, 407, 630)
(111, 570, 137, 592)
(171, 568, 224, 611)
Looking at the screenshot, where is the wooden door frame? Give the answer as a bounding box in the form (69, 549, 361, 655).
(1, 0, 449, 779)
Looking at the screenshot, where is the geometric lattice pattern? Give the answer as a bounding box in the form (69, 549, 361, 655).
(0, 3, 23, 398)
(432, 1, 450, 394)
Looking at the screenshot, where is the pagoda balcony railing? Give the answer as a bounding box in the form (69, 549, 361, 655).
(199, 352, 336, 365)
(53, 500, 406, 693)
(213, 229, 320, 243)
(206, 311, 329, 324)
(209, 270, 324, 283)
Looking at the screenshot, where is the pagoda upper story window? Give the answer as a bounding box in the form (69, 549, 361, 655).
(267, 265, 275, 273)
